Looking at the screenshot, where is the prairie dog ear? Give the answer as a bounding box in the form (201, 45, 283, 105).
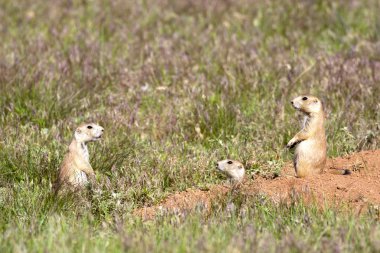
(313, 98, 318, 103)
(76, 128, 82, 134)
(238, 165, 243, 170)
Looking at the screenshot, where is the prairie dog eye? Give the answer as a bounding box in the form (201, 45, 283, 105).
(302, 97, 308, 101)
(87, 125, 93, 129)
(227, 161, 233, 164)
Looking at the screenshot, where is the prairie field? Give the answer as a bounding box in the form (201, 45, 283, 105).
(0, 0, 379, 252)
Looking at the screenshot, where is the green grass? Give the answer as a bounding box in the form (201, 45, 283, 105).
(0, 0, 379, 252)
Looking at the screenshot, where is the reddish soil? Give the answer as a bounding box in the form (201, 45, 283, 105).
(135, 150, 380, 220)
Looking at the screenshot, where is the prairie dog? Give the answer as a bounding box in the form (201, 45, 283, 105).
(286, 95, 326, 178)
(216, 160, 245, 183)
(286, 95, 350, 177)
(54, 123, 104, 191)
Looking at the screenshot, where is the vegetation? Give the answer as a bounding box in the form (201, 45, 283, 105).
(0, 0, 379, 252)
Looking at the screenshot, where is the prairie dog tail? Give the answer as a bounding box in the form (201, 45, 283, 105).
(328, 168, 351, 175)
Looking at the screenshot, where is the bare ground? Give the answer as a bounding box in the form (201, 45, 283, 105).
(135, 150, 380, 220)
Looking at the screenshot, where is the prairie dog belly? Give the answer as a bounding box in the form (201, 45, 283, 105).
(73, 170, 89, 186)
(296, 139, 322, 159)
(295, 139, 314, 156)
(295, 138, 326, 171)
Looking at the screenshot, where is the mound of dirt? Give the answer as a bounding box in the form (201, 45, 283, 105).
(135, 150, 380, 220)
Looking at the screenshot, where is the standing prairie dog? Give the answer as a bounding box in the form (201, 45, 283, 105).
(54, 123, 104, 191)
(286, 95, 326, 177)
(286, 95, 350, 177)
(216, 159, 245, 183)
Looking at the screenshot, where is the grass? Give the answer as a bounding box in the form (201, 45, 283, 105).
(0, 0, 379, 252)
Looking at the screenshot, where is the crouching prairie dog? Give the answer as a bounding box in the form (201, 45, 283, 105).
(54, 123, 104, 192)
(216, 159, 245, 183)
(286, 95, 350, 177)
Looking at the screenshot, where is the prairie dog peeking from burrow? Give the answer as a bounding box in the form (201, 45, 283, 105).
(216, 159, 245, 183)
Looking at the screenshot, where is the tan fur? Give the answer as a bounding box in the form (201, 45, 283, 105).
(286, 95, 327, 178)
(286, 95, 350, 177)
(54, 123, 104, 192)
(216, 159, 245, 183)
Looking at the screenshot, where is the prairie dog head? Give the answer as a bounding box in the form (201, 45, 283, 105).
(74, 123, 104, 143)
(216, 159, 245, 183)
(291, 95, 323, 114)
